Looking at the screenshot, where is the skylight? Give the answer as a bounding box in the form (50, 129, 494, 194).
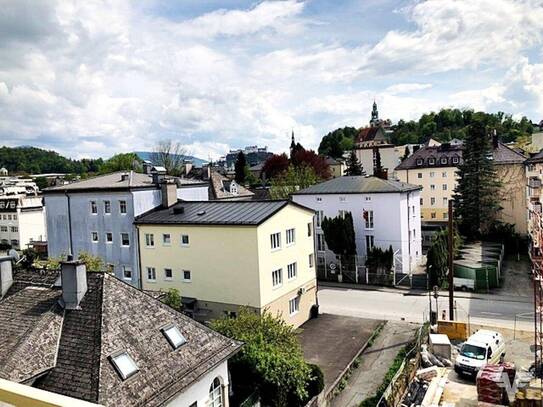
(162, 325, 187, 349)
(110, 351, 139, 380)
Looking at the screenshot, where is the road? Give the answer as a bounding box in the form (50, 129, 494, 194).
(318, 285, 534, 331)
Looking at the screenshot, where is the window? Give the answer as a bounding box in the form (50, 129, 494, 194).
(164, 268, 173, 280)
(364, 210, 374, 229)
(289, 297, 300, 315)
(91, 231, 98, 242)
(110, 351, 139, 380)
(366, 235, 374, 251)
(11, 240, 18, 247)
(365, 196, 371, 201)
(270, 232, 281, 250)
(7, 215, 11, 220)
(145, 233, 154, 247)
(430, 184, 436, 190)
(286, 228, 295, 245)
(10, 226, 18, 233)
(123, 266, 132, 280)
(420, 198, 423, 206)
(452, 156, 459, 164)
(316, 197, 322, 202)
(181, 234, 189, 246)
(431, 197, 436, 206)
(163, 233, 171, 245)
(287, 262, 297, 280)
(104, 200, 111, 214)
(431, 212, 436, 219)
(183, 270, 192, 282)
(0, 226, 7, 232)
(430, 172, 435, 178)
(90, 201, 97, 214)
(307, 222, 312, 237)
(316, 210, 324, 227)
(121, 233, 130, 246)
(442, 172, 447, 177)
(339, 196, 346, 203)
(440, 157, 448, 165)
(106, 232, 113, 243)
(317, 234, 326, 251)
(119, 200, 127, 214)
(428, 158, 435, 165)
(309, 253, 314, 268)
(209, 377, 223, 407)
(338, 210, 347, 219)
(272, 268, 282, 287)
(443, 212, 448, 219)
(417, 173, 422, 178)
(147, 267, 156, 281)
(12, 214, 16, 221)
(443, 197, 448, 206)
(416, 158, 423, 166)
(443, 184, 447, 191)
(161, 325, 187, 349)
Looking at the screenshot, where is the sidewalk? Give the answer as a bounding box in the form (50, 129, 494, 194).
(330, 321, 419, 407)
(318, 281, 532, 304)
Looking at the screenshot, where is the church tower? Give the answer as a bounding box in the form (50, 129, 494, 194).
(370, 100, 380, 127)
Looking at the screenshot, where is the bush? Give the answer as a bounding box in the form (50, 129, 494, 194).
(162, 288, 182, 310)
(306, 364, 325, 399)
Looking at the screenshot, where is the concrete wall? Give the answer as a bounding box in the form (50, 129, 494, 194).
(177, 185, 209, 201)
(292, 191, 421, 273)
(167, 361, 229, 407)
(18, 208, 47, 247)
(44, 194, 70, 257)
(496, 163, 527, 235)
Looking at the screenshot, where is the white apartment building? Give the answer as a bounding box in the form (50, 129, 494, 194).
(291, 175, 422, 274)
(0, 195, 46, 249)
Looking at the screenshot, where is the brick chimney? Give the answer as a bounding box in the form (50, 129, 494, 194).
(60, 256, 88, 310)
(0, 256, 13, 299)
(161, 180, 177, 208)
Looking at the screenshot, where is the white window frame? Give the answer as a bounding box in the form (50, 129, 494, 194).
(430, 184, 436, 190)
(119, 200, 127, 214)
(145, 233, 155, 248)
(317, 233, 326, 252)
(106, 232, 113, 244)
(164, 268, 173, 281)
(122, 266, 132, 281)
(289, 296, 300, 315)
(180, 234, 190, 247)
(442, 184, 447, 191)
(209, 377, 223, 407)
(104, 200, 111, 214)
(309, 253, 314, 268)
(430, 197, 436, 206)
(183, 270, 192, 282)
(442, 172, 447, 177)
(270, 232, 281, 251)
(121, 233, 130, 247)
(364, 210, 374, 229)
(272, 268, 282, 288)
(91, 231, 99, 243)
(11, 226, 18, 233)
(287, 262, 297, 280)
(163, 233, 171, 246)
(90, 201, 97, 215)
(365, 235, 374, 251)
(417, 173, 422, 178)
(146, 267, 156, 282)
(316, 210, 324, 228)
(286, 228, 295, 246)
(452, 156, 459, 164)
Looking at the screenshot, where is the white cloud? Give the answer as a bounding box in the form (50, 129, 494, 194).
(385, 83, 433, 95)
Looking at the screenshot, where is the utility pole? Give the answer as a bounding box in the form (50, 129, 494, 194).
(448, 199, 455, 320)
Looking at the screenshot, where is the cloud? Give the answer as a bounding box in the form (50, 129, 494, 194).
(385, 83, 433, 95)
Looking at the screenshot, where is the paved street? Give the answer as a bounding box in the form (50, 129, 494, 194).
(318, 285, 534, 331)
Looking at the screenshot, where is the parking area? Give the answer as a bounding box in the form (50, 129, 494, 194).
(298, 313, 382, 391)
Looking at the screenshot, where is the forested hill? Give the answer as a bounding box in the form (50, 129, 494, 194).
(318, 109, 537, 158)
(0, 146, 103, 175)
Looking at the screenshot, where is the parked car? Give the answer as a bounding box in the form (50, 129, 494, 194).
(454, 330, 506, 378)
(454, 277, 475, 291)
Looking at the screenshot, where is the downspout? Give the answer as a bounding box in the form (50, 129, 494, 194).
(407, 191, 412, 274)
(136, 224, 143, 290)
(65, 191, 73, 256)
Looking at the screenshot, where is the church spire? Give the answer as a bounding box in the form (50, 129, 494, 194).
(370, 100, 379, 127)
(290, 129, 296, 151)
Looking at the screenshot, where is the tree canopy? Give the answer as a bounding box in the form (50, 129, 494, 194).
(344, 151, 363, 176)
(318, 127, 357, 158)
(321, 212, 357, 257)
(270, 165, 319, 199)
(99, 153, 142, 174)
(150, 139, 188, 176)
(234, 151, 247, 184)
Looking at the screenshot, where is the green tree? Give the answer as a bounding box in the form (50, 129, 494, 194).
(99, 153, 142, 174)
(321, 212, 357, 258)
(34, 177, 49, 191)
(162, 288, 182, 310)
(344, 150, 363, 176)
(373, 147, 386, 179)
(234, 151, 247, 184)
(269, 165, 319, 199)
(77, 252, 105, 271)
(426, 227, 462, 287)
(318, 127, 357, 158)
(453, 117, 502, 239)
(401, 146, 410, 161)
(210, 309, 314, 406)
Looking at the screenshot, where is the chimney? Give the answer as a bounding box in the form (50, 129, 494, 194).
(120, 173, 129, 182)
(184, 161, 193, 176)
(161, 180, 177, 208)
(60, 256, 88, 310)
(0, 256, 13, 299)
(492, 129, 499, 149)
(143, 161, 152, 175)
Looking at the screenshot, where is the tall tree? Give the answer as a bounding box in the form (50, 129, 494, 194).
(401, 146, 410, 161)
(453, 118, 502, 239)
(318, 127, 357, 158)
(291, 148, 331, 179)
(99, 153, 142, 174)
(344, 150, 363, 176)
(269, 165, 318, 199)
(234, 151, 247, 184)
(150, 139, 187, 176)
(373, 147, 387, 179)
(262, 153, 290, 180)
(321, 212, 357, 257)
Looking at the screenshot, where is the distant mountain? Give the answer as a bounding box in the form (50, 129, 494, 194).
(134, 151, 208, 168)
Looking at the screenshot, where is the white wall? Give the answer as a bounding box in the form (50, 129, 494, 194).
(356, 146, 399, 177)
(177, 186, 209, 201)
(18, 209, 47, 246)
(167, 360, 229, 407)
(292, 190, 422, 273)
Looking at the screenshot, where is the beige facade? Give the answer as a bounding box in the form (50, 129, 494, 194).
(396, 166, 458, 222)
(138, 203, 317, 327)
(496, 162, 527, 235)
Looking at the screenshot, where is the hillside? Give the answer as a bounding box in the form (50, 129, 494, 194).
(0, 146, 103, 175)
(134, 151, 207, 167)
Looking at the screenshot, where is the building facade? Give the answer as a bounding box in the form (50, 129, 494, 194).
(136, 200, 317, 328)
(0, 195, 46, 249)
(291, 176, 422, 274)
(43, 171, 208, 287)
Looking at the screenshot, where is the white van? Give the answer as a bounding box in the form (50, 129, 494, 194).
(454, 330, 506, 377)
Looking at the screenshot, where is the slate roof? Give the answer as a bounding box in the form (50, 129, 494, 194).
(44, 171, 157, 193)
(355, 127, 387, 144)
(528, 149, 543, 164)
(209, 171, 254, 200)
(492, 141, 526, 164)
(1, 270, 242, 406)
(136, 200, 312, 225)
(395, 144, 463, 170)
(291, 176, 421, 195)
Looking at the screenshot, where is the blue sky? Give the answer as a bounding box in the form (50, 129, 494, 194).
(0, 0, 542, 160)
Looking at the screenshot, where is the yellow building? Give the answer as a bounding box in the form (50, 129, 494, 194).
(135, 200, 317, 328)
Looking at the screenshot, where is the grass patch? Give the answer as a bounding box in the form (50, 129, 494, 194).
(367, 322, 385, 348)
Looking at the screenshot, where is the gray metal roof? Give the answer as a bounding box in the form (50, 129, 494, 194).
(136, 200, 312, 225)
(291, 176, 421, 195)
(44, 171, 157, 192)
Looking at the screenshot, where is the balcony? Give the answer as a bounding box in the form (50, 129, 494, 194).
(529, 177, 542, 189)
(532, 202, 543, 214)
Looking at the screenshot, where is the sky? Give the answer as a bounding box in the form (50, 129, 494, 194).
(1, 0, 543, 160)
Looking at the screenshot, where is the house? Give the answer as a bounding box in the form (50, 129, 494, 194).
(43, 170, 209, 287)
(0, 194, 46, 250)
(0, 168, 7, 176)
(209, 171, 254, 200)
(291, 176, 422, 274)
(135, 200, 317, 328)
(324, 157, 345, 178)
(0, 256, 241, 407)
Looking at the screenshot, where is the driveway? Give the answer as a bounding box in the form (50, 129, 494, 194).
(298, 314, 382, 391)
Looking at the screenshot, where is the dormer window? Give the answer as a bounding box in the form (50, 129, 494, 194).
(428, 158, 435, 166)
(452, 156, 459, 164)
(416, 159, 423, 166)
(440, 157, 448, 165)
(109, 351, 139, 380)
(161, 325, 187, 350)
